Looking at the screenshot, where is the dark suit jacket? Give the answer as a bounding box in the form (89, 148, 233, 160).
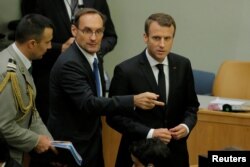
(5, 158, 22, 167)
(21, 0, 37, 16)
(107, 50, 200, 167)
(47, 42, 134, 167)
(32, 0, 117, 123)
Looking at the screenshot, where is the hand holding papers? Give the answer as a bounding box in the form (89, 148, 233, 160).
(51, 141, 83, 166)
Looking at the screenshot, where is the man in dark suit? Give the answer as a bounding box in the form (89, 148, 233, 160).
(32, 0, 117, 123)
(106, 13, 200, 167)
(47, 8, 164, 167)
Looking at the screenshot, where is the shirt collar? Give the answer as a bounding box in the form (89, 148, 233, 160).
(145, 49, 168, 67)
(12, 43, 32, 69)
(75, 41, 98, 70)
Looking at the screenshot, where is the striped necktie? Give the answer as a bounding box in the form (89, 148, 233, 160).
(71, 0, 80, 20)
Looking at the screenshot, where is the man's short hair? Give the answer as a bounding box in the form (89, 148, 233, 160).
(15, 14, 54, 43)
(144, 13, 176, 37)
(72, 8, 106, 27)
(129, 138, 170, 167)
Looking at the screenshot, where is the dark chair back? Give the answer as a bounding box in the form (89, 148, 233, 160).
(193, 69, 215, 95)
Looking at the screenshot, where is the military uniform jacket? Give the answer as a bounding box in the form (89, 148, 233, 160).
(0, 44, 52, 164)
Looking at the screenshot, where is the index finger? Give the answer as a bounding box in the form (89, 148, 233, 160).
(153, 100, 165, 106)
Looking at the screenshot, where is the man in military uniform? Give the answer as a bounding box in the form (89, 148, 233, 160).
(0, 14, 55, 165)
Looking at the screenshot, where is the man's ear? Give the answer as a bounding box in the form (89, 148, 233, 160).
(27, 39, 37, 49)
(71, 25, 77, 37)
(143, 33, 148, 44)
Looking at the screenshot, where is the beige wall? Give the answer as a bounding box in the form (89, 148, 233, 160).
(1, 0, 250, 77)
(105, 0, 250, 78)
(0, 0, 21, 36)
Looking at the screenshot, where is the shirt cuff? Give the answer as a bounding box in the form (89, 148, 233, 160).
(146, 129, 154, 138)
(181, 123, 189, 135)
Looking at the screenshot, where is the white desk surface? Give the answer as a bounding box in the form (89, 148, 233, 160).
(197, 95, 250, 109)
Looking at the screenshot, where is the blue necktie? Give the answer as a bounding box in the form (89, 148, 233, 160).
(93, 58, 101, 97)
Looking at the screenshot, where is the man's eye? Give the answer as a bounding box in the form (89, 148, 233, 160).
(153, 37, 161, 40)
(85, 29, 92, 34)
(96, 30, 102, 35)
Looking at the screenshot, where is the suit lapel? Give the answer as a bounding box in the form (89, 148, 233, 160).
(56, 0, 72, 34)
(97, 55, 106, 94)
(72, 43, 97, 93)
(72, 43, 93, 75)
(83, 0, 95, 7)
(167, 53, 177, 101)
(140, 52, 179, 102)
(139, 53, 158, 92)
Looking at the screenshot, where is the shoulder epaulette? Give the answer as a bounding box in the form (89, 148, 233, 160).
(7, 58, 17, 72)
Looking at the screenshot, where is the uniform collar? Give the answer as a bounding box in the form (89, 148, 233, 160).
(12, 43, 32, 70)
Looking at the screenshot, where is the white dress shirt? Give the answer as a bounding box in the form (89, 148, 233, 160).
(145, 49, 189, 138)
(75, 41, 103, 97)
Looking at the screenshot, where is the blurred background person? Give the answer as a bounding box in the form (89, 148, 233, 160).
(130, 138, 170, 167)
